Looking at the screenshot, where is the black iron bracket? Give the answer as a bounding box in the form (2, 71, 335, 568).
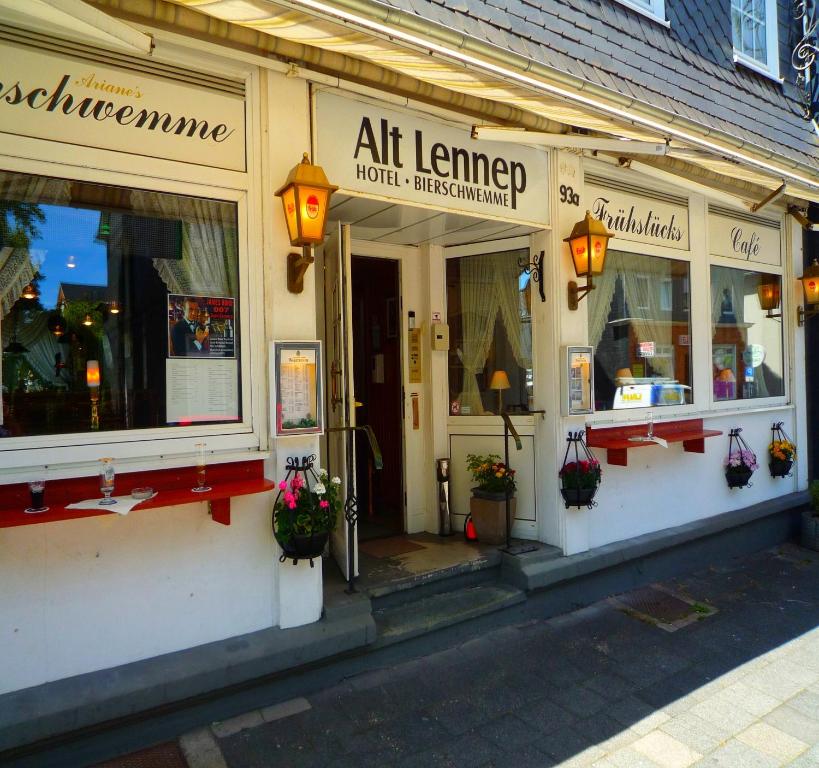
(519, 250, 546, 303)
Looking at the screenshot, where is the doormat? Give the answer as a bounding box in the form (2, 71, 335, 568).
(609, 584, 717, 632)
(359, 538, 426, 559)
(93, 742, 188, 768)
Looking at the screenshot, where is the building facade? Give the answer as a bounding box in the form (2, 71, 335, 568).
(0, 0, 816, 744)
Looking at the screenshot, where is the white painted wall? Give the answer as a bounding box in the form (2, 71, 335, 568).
(0, 496, 273, 695)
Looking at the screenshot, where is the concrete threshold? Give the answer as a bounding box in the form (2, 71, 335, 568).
(0, 491, 806, 756)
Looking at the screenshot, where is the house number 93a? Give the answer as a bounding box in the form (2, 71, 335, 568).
(559, 184, 580, 206)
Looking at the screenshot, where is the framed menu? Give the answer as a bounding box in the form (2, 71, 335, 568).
(272, 341, 324, 437)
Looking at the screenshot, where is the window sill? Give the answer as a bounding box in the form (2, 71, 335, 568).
(0, 458, 274, 528)
(613, 0, 670, 27)
(733, 54, 783, 85)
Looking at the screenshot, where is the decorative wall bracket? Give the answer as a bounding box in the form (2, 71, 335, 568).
(287, 248, 314, 294)
(793, 0, 819, 125)
(518, 250, 546, 303)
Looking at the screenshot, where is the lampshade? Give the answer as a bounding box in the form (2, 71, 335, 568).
(564, 211, 613, 278)
(757, 275, 781, 312)
(108, 300, 121, 314)
(86, 360, 100, 387)
(801, 258, 819, 306)
(47, 312, 66, 337)
(21, 282, 38, 300)
(82, 313, 93, 326)
(489, 370, 511, 391)
(275, 153, 338, 246)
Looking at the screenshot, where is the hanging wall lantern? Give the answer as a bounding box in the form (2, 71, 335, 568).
(798, 258, 819, 326)
(565, 211, 614, 310)
(21, 282, 38, 300)
(757, 274, 781, 318)
(275, 153, 338, 294)
(275, 153, 338, 247)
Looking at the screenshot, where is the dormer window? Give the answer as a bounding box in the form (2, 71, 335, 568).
(614, 0, 667, 25)
(731, 0, 780, 79)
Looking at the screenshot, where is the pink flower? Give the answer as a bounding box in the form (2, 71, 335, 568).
(288, 502, 296, 510)
(320, 500, 329, 508)
(291, 475, 303, 490)
(284, 491, 294, 504)
(279, 481, 287, 490)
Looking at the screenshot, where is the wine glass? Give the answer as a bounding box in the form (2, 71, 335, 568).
(99, 458, 117, 505)
(192, 442, 211, 493)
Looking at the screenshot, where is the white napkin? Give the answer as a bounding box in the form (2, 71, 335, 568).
(66, 493, 157, 516)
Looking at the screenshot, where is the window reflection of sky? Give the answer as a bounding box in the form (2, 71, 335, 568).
(30, 206, 108, 310)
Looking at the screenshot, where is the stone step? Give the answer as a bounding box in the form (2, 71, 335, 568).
(373, 582, 526, 648)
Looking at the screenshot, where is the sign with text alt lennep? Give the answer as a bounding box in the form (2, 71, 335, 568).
(315, 91, 550, 227)
(0, 42, 246, 172)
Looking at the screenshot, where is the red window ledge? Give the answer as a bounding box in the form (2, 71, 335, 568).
(0, 459, 275, 528)
(586, 419, 723, 467)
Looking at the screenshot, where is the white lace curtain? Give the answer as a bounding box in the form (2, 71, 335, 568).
(129, 191, 238, 297)
(457, 251, 531, 414)
(711, 266, 747, 326)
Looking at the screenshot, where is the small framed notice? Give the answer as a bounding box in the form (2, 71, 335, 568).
(272, 341, 324, 437)
(562, 345, 594, 416)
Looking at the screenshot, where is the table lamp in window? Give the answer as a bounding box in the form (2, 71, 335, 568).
(489, 370, 511, 414)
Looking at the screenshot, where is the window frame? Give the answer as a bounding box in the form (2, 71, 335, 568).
(731, 0, 781, 80)
(585, 241, 697, 422)
(613, 0, 669, 26)
(443, 235, 536, 426)
(707, 251, 788, 413)
(0, 72, 265, 476)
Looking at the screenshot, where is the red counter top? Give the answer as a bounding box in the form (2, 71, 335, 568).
(0, 459, 274, 528)
(586, 419, 723, 467)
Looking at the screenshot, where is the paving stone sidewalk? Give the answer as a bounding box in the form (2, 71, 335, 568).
(203, 543, 819, 767)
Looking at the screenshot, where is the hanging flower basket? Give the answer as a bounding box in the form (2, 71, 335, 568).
(724, 428, 757, 489)
(768, 422, 795, 479)
(272, 455, 341, 566)
(559, 431, 601, 509)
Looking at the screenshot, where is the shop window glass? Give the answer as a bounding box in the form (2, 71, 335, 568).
(0, 169, 240, 439)
(446, 249, 532, 415)
(588, 250, 691, 412)
(710, 266, 783, 401)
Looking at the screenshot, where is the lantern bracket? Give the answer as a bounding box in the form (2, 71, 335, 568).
(287, 247, 314, 294)
(518, 250, 546, 303)
(568, 276, 594, 311)
(798, 305, 819, 326)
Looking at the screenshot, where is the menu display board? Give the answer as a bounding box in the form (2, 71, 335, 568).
(272, 341, 324, 437)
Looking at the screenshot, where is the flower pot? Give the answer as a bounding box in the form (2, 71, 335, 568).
(725, 465, 753, 488)
(277, 531, 329, 561)
(769, 458, 793, 478)
(469, 492, 515, 545)
(560, 486, 598, 508)
(801, 510, 819, 552)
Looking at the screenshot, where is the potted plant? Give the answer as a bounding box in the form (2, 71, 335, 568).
(769, 437, 795, 478)
(466, 453, 516, 544)
(724, 448, 758, 488)
(559, 458, 602, 508)
(273, 462, 340, 564)
(802, 481, 819, 552)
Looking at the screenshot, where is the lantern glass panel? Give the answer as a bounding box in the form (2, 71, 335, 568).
(569, 235, 590, 277)
(589, 234, 608, 275)
(803, 276, 819, 306)
(280, 185, 299, 244)
(295, 185, 329, 245)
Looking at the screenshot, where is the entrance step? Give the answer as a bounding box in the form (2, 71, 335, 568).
(373, 582, 526, 647)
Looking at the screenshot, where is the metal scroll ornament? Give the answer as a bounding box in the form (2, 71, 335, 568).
(793, 0, 819, 122)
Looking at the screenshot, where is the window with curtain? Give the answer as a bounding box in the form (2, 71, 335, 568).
(710, 266, 783, 402)
(0, 169, 240, 439)
(731, 0, 779, 76)
(446, 249, 532, 416)
(588, 250, 691, 412)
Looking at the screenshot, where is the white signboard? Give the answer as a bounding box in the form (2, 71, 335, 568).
(166, 359, 239, 423)
(0, 42, 246, 172)
(708, 210, 781, 266)
(586, 182, 689, 250)
(315, 91, 550, 226)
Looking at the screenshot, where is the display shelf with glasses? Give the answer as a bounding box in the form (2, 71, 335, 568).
(585, 418, 723, 466)
(0, 459, 274, 529)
